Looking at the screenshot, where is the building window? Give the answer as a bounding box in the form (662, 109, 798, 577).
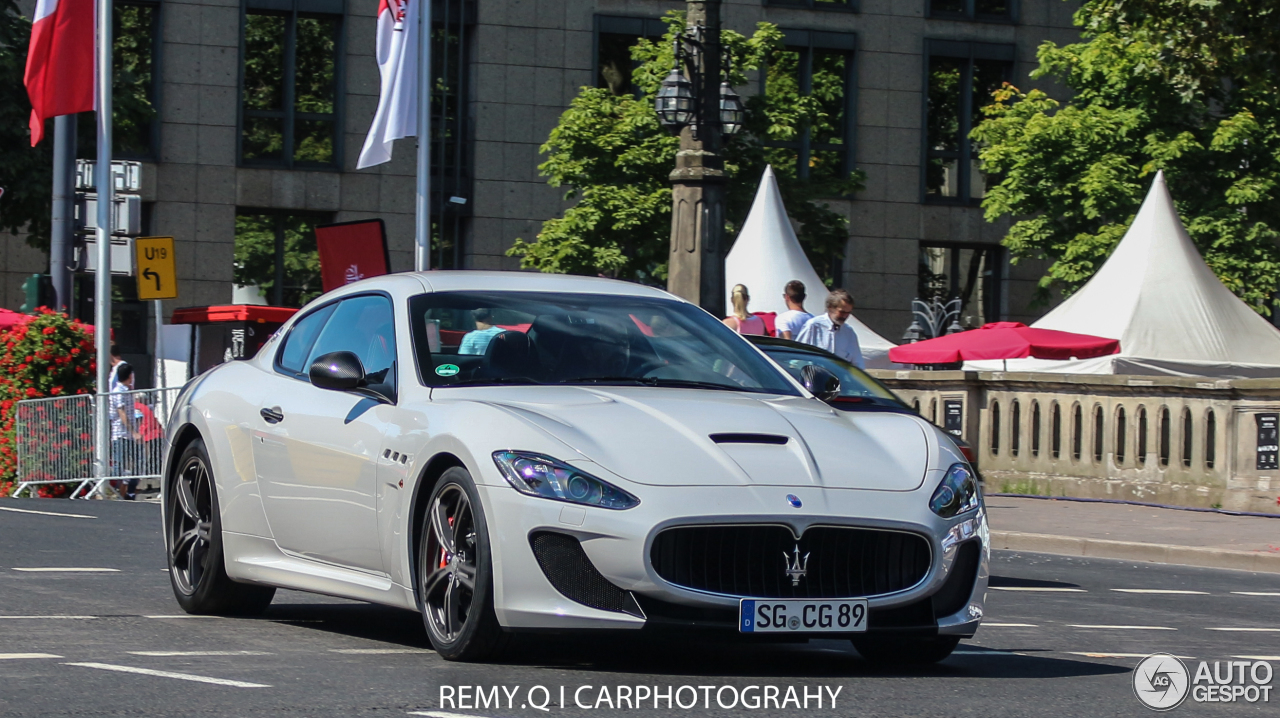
(923, 41, 1013, 203)
(239, 0, 344, 168)
(594, 16, 669, 96)
(762, 30, 857, 183)
(77, 1, 160, 159)
(765, 0, 858, 10)
(928, 0, 1017, 22)
(116, 2, 160, 158)
(234, 211, 332, 308)
(917, 242, 1004, 326)
(426, 0, 475, 270)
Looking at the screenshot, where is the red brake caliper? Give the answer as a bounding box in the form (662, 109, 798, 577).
(438, 515, 454, 569)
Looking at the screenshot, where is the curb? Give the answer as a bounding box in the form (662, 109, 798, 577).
(990, 530, 1280, 575)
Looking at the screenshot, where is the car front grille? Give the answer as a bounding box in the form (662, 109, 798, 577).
(650, 525, 932, 599)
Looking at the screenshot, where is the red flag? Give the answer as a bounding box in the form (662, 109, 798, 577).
(24, 0, 95, 146)
(314, 220, 390, 293)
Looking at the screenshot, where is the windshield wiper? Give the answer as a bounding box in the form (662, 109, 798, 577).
(446, 376, 543, 387)
(559, 376, 748, 392)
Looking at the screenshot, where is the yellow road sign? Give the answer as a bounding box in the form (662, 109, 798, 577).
(134, 236, 178, 300)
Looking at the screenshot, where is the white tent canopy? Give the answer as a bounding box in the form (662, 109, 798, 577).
(724, 166, 897, 368)
(966, 171, 1280, 378)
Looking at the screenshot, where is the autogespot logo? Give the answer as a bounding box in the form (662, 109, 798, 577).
(1133, 653, 1190, 711)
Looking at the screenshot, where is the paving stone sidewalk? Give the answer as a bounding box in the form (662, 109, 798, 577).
(986, 496, 1280, 574)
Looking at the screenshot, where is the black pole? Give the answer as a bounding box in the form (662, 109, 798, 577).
(50, 114, 76, 312)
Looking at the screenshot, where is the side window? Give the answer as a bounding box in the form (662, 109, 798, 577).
(305, 295, 397, 396)
(276, 303, 337, 375)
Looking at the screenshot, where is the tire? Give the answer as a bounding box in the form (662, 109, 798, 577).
(850, 634, 960, 665)
(167, 438, 275, 615)
(417, 466, 508, 661)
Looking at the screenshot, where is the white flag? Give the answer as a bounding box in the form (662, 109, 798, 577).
(357, 0, 418, 169)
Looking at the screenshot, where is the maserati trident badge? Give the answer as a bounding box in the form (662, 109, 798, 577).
(784, 544, 810, 586)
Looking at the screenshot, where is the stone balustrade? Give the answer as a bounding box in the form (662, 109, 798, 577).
(867, 369, 1280, 515)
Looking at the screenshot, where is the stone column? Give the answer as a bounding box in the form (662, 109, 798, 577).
(666, 0, 727, 317)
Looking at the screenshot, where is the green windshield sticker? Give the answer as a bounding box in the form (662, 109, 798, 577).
(435, 364, 460, 377)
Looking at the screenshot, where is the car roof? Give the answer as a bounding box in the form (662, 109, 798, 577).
(413, 271, 681, 300)
(748, 335, 848, 362)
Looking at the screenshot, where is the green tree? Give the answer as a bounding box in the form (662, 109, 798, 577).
(974, 0, 1280, 313)
(510, 15, 864, 284)
(2, 1, 158, 251)
(233, 213, 325, 308)
(0, 0, 53, 249)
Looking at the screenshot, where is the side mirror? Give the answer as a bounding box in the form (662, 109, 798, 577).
(801, 364, 841, 402)
(309, 351, 366, 391)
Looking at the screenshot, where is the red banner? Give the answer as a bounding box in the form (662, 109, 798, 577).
(314, 219, 390, 293)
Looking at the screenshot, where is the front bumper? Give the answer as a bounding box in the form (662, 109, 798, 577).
(480, 480, 989, 637)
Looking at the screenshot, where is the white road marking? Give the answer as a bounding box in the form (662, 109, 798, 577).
(12, 567, 119, 573)
(143, 615, 218, 619)
(1234, 655, 1280, 661)
(331, 648, 431, 654)
(952, 649, 1016, 655)
(990, 587, 1087, 592)
(1068, 624, 1177, 630)
(1232, 592, 1280, 596)
(983, 622, 1039, 627)
(1111, 589, 1209, 595)
(1069, 652, 1194, 659)
(0, 615, 96, 620)
(1206, 627, 1280, 632)
(0, 653, 63, 660)
(63, 662, 271, 688)
(409, 712, 494, 718)
(128, 651, 272, 657)
(0, 506, 95, 519)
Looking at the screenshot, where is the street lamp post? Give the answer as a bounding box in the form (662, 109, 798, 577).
(655, 0, 744, 317)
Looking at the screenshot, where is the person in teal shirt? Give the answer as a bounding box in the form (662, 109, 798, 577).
(459, 308, 504, 355)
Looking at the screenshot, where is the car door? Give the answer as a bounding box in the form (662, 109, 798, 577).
(252, 294, 398, 573)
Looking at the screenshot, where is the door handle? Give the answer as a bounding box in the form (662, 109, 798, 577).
(260, 406, 284, 424)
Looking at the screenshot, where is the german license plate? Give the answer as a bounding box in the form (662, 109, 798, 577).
(739, 599, 868, 633)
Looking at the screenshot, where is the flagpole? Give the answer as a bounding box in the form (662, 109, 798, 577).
(414, 0, 432, 271)
(93, 0, 113, 493)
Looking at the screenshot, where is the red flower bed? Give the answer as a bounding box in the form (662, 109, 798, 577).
(0, 309, 96, 495)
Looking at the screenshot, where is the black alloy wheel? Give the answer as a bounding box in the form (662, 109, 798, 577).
(170, 453, 213, 595)
(417, 467, 507, 661)
(166, 439, 274, 615)
(423, 482, 477, 642)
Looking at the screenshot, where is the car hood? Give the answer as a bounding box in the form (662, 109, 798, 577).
(450, 386, 930, 491)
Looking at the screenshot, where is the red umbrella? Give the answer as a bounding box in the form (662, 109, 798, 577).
(889, 322, 1120, 364)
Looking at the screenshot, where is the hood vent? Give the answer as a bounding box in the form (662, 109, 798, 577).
(709, 433, 789, 445)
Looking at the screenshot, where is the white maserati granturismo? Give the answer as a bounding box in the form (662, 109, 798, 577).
(162, 271, 987, 663)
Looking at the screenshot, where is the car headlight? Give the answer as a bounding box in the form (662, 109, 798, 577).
(492, 451, 640, 510)
(929, 462, 980, 518)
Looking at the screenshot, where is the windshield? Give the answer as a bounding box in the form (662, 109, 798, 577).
(408, 291, 799, 396)
(757, 344, 909, 409)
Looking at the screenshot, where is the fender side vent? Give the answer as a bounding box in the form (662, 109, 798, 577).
(709, 433, 789, 445)
(529, 531, 644, 618)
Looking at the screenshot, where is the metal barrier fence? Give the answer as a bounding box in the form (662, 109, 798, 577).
(13, 387, 181, 499)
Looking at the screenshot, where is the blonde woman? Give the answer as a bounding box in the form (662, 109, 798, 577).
(722, 284, 766, 335)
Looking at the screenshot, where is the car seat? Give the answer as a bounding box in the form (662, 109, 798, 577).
(479, 330, 535, 379)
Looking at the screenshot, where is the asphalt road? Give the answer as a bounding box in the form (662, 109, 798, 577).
(1, 500, 1277, 717)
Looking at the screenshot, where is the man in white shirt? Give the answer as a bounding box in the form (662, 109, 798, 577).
(775, 280, 813, 340)
(795, 289, 864, 369)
